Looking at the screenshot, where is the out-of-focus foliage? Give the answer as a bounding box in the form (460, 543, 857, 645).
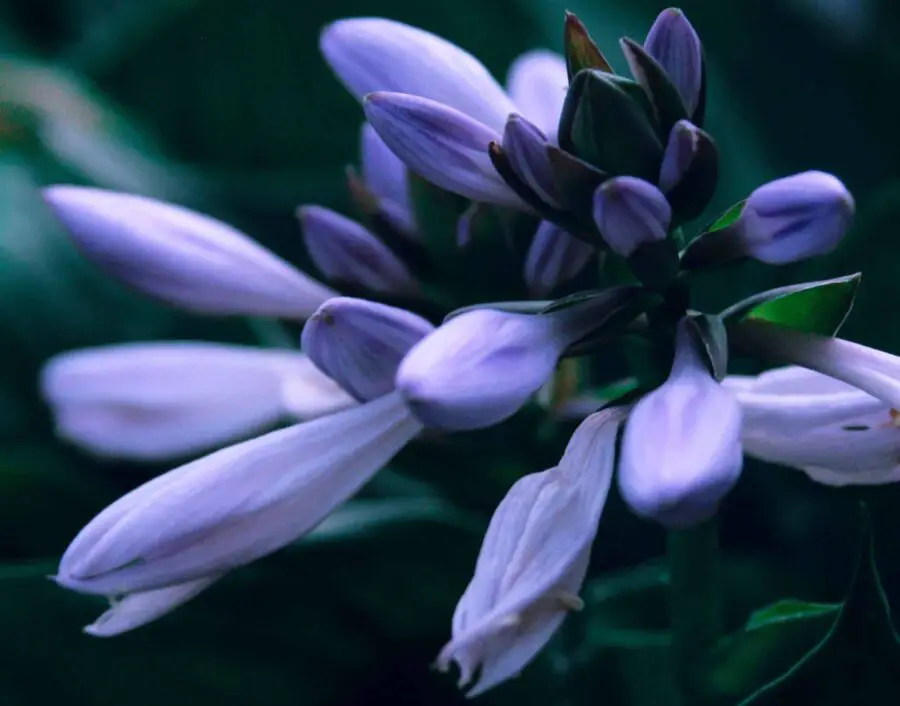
(1, 0, 899, 704)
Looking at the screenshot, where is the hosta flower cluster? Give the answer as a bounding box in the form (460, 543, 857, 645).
(39, 6, 899, 697)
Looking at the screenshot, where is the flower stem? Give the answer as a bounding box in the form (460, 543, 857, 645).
(667, 517, 722, 705)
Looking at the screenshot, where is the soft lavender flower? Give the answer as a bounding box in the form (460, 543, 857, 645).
(523, 221, 595, 297)
(364, 92, 526, 208)
(659, 119, 703, 193)
(502, 114, 562, 208)
(724, 366, 900, 485)
(320, 18, 516, 133)
(55, 392, 422, 600)
(40, 343, 354, 461)
(593, 176, 671, 257)
(618, 319, 743, 528)
(644, 8, 704, 117)
(302, 297, 434, 402)
(731, 319, 900, 411)
(360, 122, 413, 229)
(735, 171, 854, 264)
(298, 205, 419, 295)
(42, 186, 336, 319)
(505, 50, 568, 142)
(396, 298, 622, 431)
(437, 408, 625, 695)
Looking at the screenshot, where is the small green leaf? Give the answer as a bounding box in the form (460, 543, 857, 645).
(720, 273, 861, 337)
(563, 12, 614, 78)
(703, 199, 746, 234)
(687, 313, 728, 380)
(745, 600, 840, 631)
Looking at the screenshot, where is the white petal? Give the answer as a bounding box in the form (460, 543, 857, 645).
(505, 50, 568, 141)
(321, 18, 516, 132)
(84, 574, 221, 637)
(57, 392, 422, 596)
(41, 343, 352, 461)
(43, 186, 335, 319)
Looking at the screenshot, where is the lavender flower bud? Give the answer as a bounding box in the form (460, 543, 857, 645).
(302, 297, 434, 402)
(502, 114, 562, 208)
(360, 122, 413, 229)
(593, 176, 671, 257)
(505, 50, 568, 142)
(736, 171, 854, 264)
(437, 409, 624, 695)
(364, 92, 526, 208)
(644, 8, 703, 117)
(618, 319, 743, 528)
(523, 221, 595, 297)
(397, 304, 599, 431)
(298, 206, 418, 295)
(42, 186, 336, 319)
(659, 119, 702, 193)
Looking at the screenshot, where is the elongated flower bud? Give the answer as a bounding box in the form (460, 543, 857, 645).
(593, 176, 671, 257)
(505, 50, 568, 142)
(364, 92, 526, 208)
(302, 297, 434, 402)
(736, 171, 854, 264)
(730, 319, 900, 412)
(502, 114, 562, 208)
(644, 8, 703, 117)
(42, 186, 335, 319)
(321, 18, 516, 133)
(619, 319, 743, 527)
(523, 221, 595, 297)
(397, 293, 630, 430)
(55, 392, 422, 599)
(724, 366, 900, 485)
(360, 123, 414, 231)
(40, 343, 354, 461)
(437, 409, 624, 695)
(298, 206, 419, 295)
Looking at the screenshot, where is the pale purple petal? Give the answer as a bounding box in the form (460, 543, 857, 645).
(505, 50, 568, 142)
(361, 122, 412, 216)
(524, 221, 595, 297)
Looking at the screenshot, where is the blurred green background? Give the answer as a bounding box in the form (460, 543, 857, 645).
(1, 0, 900, 704)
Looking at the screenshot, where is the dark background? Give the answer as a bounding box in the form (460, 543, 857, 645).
(0, 0, 899, 704)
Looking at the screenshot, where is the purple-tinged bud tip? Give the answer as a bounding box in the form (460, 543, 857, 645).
(302, 297, 434, 402)
(502, 114, 562, 208)
(644, 8, 703, 117)
(659, 119, 702, 193)
(592, 176, 671, 257)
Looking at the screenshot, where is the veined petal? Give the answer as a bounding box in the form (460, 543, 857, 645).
(41, 343, 353, 461)
(505, 50, 568, 142)
(523, 221, 595, 297)
(437, 409, 623, 695)
(84, 574, 222, 637)
(56, 392, 422, 596)
(43, 186, 335, 319)
(364, 92, 526, 208)
(321, 18, 516, 132)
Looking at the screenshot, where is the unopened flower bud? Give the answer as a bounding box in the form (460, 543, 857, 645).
(298, 206, 419, 295)
(523, 221, 595, 297)
(644, 8, 704, 118)
(360, 123, 414, 231)
(618, 319, 743, 528)
(302, 297, 434, 402)
(593, 176, 671, 257)
(736, 171, 854, 264)
(659, 119, 701, 193)
(502, 114, 562, 208)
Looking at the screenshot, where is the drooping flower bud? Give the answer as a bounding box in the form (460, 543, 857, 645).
(55, 392, 422, 600)
(736, 171, 854, 264)
(437, 408, 624, 695)
(523, 221, 595, 297)
(501, 114, 562, 208)
(592, 176, 671, 257)
(40, 343, 354, 461)
(360, 122, 414, 231)
(644, 8, 704, 118)
(618, 318, 743, 528)
(397, 293, 631, 430)
(364, 92, 526, 208)
(302, 297, 434, 402)
(42, 186, 336, 319)
(505, 50, 568, 142)
(298, 206, 419, 295)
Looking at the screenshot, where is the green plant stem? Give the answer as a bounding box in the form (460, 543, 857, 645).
(668, 517, 723, 705)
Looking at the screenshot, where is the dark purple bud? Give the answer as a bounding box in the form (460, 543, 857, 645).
(302, 297, 434, 402)
(592, 176, 671, 257)
(298, 206, 419, 295)
(644, 9, 703, 117)
(659, 119, 702, 193)
(501, 114, 562, 208)
(738, 171, 854, 264)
